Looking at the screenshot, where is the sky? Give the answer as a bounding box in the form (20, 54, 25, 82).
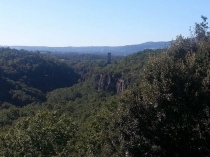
(0, 0, 209, 47)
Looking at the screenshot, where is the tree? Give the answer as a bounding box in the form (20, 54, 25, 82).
(195, 15, 209, 40)
(0, 111, 78, 157)
(112, 17, 210, 156)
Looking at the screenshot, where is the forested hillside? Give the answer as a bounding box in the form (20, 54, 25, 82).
(1, 17, 210, 156)
(0, 48, 80, 107)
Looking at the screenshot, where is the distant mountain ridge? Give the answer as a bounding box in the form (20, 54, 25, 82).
(5, 41, 170, 55)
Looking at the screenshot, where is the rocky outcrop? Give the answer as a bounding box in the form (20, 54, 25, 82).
(93, 74, 128, 93)
(116, 79, 125, 93)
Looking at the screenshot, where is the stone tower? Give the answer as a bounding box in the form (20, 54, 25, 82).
(107, 52, 111, 64)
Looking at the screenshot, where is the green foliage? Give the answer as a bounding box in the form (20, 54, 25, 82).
(46, 79, 121, 156)
(0, 48, 80, 107)
(0, 111, 77, 157)
(68, 97, 119, 157)
(113, 17, 210, 156)
(46, 79, 115, 121)
(53, 52, 122, 63)
(0, 104, 47, 133)
(195, 15, 209, 40)
(97, 49, 162, 82)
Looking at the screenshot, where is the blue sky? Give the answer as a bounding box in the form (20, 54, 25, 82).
(0, 0, 209, 46)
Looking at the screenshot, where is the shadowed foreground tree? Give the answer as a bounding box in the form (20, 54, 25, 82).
(112, 16, 210, 156)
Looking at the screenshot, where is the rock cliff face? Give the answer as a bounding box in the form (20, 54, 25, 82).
(116, 79, 125, 93)
(93, 74, 128, 93)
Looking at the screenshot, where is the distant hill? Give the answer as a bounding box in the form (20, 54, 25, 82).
(6, 41, 170, 55)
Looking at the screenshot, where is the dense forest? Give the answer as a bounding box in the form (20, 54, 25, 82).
(0, 17, 210, 156)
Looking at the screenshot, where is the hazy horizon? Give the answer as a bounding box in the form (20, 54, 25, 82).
(1, 41, 170, 47)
